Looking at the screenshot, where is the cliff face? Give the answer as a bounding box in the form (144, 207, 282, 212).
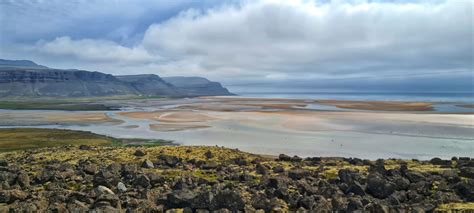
(0, 59, 232, 98)
(115, 74, 180, 97)
(162, 76, 232, 96)
(0, 68, 137, 97)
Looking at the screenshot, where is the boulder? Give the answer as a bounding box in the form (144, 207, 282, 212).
(460, 167, 474, 178)
(213, 189, 245, 211)
(429, 157, 451, 166)
(204, 150, 214, 159)
(133, 150, 146, 157)
(278, 154, 292, 161)
(135, 174, 151, 188)
(201, 162, 219, 170)
(366, 173, 395, 199)
(288, 168, 309, 180)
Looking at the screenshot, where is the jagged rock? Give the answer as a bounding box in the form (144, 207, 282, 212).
(460, 167, 474, 178)
(278, 154, 292, 161)
(366, 173, 395, 199)
(16, 172, 30, 188)
(346, 197, 363, 211)
(79, 145, 92, 150)
(141, 159, 154, 168)
(256, 163, 269, 175)
(158, 154, 180, 167)
(213, 189, 245, 211)
(204, 150, 214, 159)
(0, 160, 8, 167)
(117, 182, 127, 193)
(430, 157, 451, 166)
(167, 189, 197, 207)
(288, 168, 309, 180)
(201, 162, 218, 170)
(392, 176, 410, 190)
(96, 185, 115, 195)
(83, 164, 98, 175)
(273, 166, 285, 173)
(135, 174, 151, 188)
(346, 181, 366, 196)
(133, 150, 146, 157)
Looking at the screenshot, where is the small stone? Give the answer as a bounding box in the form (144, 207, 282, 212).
(117, 182, 127, 193)
(273, 166, 285, 173)
(204, 150, 214, 159)
(135, 174, 151, 188)
(201, 161, 218, 170)
(96, 185, 115, 195)
(256, 163, 269, 175)
(16, 172, 30, 188)
(133, 150, 146, 157)
(141, 159, 154, 168)
(79, 145, 91, 150)
(83, 164, 98, 175)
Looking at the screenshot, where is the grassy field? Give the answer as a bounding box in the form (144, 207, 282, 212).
(0, 95, 170, 111)
(0, 101, 115, 111)
(0, 128, 171, 152)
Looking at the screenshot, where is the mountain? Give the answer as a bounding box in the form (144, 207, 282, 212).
(0, 68, 138, 97)
(115, 74, 180, 97)
(0, 59, 232, 98)
(0, 59, 48, 69)
(162, 76, 232, 96)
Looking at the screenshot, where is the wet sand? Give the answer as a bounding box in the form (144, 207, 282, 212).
(1, 97, 473, 159)
(314, 100, 433, 111)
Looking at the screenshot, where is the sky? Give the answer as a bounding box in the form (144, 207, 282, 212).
(0, 0, 472, 93)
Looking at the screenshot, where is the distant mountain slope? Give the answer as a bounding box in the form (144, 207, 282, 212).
(0, 68, 137, 97)
(162, 76, 232, 96)
(0, 59, 48, 69)
(115, 74, 180, 96)
(0, 59, 232, 98)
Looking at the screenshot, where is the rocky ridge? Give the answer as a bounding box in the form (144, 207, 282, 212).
(0, 146, 472, 212)
(0, 59, 232, 97)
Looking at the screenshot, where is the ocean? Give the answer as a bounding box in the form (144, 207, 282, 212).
(237, 92, 474, 103)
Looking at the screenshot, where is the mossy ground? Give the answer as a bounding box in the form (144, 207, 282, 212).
(0, 128, 171, 152)
(435, 202, 474, 212)
(0, 128, 114, 152)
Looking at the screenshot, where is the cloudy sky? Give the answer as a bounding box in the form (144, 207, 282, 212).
(0, 0, 472, 93)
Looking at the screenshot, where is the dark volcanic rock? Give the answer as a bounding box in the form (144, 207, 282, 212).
(366, 173, 395, 199)
(1, 146, 472, 212)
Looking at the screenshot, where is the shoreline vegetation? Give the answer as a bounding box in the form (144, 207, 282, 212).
(0, 128, 172, 152)
(0, 143, 473, 211)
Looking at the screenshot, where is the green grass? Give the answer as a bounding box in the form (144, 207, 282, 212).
(0, 128, 171, 152)
(0, 128, 115, 151)
(0, 101, 115, 111)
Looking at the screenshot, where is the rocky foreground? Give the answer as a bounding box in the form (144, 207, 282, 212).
(0, 146, 473, 212)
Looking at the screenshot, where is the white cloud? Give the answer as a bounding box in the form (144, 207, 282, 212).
(139, 0, 472, 81)
(6, 0, 473, 85)
(35, 36, 156, 64)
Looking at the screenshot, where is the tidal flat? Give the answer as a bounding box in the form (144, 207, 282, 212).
(0, 97, 472, 160)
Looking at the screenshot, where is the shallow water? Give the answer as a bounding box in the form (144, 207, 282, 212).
(1, 98, 473, 160)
